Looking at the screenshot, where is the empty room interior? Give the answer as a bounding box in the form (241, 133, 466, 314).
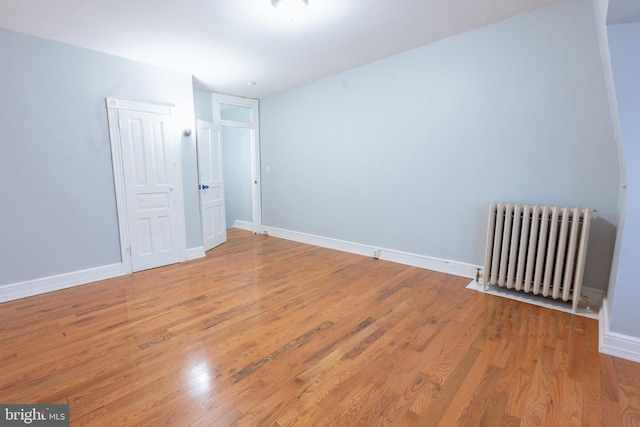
(1, 0, 640, 425)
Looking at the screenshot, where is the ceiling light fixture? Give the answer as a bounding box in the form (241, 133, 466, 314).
(271, 0, 308, 18)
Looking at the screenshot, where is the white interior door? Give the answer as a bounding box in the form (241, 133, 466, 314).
(197, 119, 227, 251)
(118, 105, 186, 272)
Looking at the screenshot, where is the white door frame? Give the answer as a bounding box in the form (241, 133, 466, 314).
(105, 98, 187, 273)
(212, 93, 262, 233)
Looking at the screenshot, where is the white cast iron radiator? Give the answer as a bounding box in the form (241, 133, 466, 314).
(483, 202, 592, 311)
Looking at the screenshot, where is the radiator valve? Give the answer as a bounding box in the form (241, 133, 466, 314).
(581, 295, 593, 312)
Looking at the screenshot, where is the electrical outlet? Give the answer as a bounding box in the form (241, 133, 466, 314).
(373, 249, 380, 259)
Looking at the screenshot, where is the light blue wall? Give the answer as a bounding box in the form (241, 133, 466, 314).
(222, 127, 253, 228)
(607, 23, 640, 336)
(193, 87, 213, 122)
(0, 28, 199, 285)
(260, 0, 620, 291)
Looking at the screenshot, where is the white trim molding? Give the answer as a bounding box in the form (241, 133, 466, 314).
(261, 226, 480, 279)
(0, 263, 127, 304)
(106, 98, 174, 115)
(599, 297, 640, 363)
(186, 247, 206, 261)
(106, 98, 133, 274)
(233, 220, 254, 232)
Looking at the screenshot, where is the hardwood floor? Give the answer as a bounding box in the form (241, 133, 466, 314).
(1, 229, 640, 426)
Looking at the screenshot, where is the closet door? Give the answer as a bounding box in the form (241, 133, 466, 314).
(107, 99, 186, 272)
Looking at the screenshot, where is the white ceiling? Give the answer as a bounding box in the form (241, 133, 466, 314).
(0, 0, 565, 98)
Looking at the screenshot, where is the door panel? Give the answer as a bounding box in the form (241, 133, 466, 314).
(120, 108, 185, 271)
(197, 119, 227, 252)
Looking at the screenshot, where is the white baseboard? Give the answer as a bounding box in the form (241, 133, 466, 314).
(260, 226, 480, 279)
(0, 246, 206, 303)
(599, 297, 640, 363)
(0, 263, 127, 304)
(233, 220, 254, 232)
(186, 246, 206, 260)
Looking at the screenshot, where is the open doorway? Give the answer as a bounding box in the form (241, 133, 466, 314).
(222, 127, 253, 229)
(212, 94, 261, 234)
